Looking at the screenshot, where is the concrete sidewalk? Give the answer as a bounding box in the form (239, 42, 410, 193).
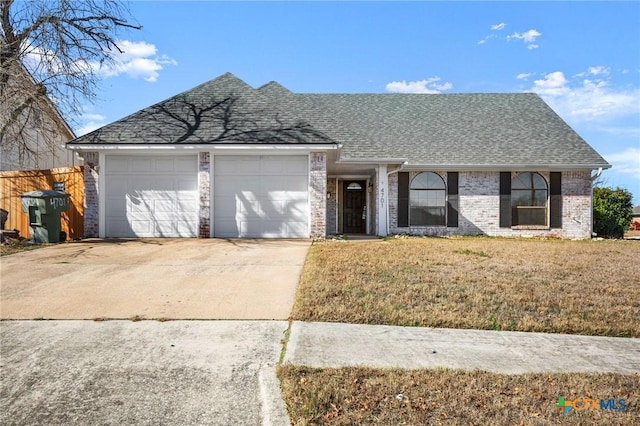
(1, 320, 290, 426)
(284, 321, 640, 374)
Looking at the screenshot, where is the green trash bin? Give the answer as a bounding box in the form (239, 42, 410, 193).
(21, 190, 70, 243)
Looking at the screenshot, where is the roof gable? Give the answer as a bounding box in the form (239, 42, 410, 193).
(70, 72, 332, 145)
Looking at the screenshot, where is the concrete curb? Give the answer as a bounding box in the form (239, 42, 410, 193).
(259, 366, 291, 426)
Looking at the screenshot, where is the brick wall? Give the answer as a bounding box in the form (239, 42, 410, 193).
(309, 152, 327, 238)
(388, 170, 593, 239)
(82, 151, 99, 237)
(558, 171, 592, 238)
(326, 177, 337, 235)
(198, 152, 211, 238)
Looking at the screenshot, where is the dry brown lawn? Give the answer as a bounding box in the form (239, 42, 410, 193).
(291, 237, 640, 337)
(279, 366, 639, 425)
(0, 238, 45, 256)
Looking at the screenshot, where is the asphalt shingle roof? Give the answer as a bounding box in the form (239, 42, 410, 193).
(69, 72, 610, 168)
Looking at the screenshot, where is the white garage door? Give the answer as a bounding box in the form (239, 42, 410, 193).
(214, 155, 309, 238)
(105, 155, 198, 237)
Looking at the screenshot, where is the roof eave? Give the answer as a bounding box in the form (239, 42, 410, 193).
(335, 159, 611, 171)
(66, 143, 339, 151)
(400, 163, 612, 171)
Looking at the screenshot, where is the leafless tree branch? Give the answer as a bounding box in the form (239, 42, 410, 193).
(0, 0, 140, 169)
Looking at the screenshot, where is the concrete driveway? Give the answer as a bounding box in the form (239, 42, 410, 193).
(0, 238, 310, 320)
(1, 238, 308, 425)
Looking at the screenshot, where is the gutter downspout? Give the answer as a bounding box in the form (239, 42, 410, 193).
(590, 167, 603, 237)
(385, 161, 409, 236)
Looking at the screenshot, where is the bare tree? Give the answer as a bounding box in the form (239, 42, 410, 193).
(0, 0, 140, 168)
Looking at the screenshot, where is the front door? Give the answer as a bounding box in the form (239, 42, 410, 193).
(343, 180, 367, 234)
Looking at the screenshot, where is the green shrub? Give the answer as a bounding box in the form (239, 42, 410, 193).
(593, 186, 633, 238)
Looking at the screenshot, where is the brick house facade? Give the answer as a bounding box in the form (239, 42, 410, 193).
(68, 73, 609, 240)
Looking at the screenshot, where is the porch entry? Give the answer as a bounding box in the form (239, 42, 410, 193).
(342, 180, 367, 234)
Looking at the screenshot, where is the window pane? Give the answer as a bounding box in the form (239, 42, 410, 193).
(410, 172, 445, 190)
(410, 206, 446, 226)
(512, 189, 547, 207)
(513, 207, 547, 226)
(411, 190, 445, 207)
(512, 172, 547, 190)
(533, 190, 548, 206)
(410, 191, 446, 226)
(511, 172, 548, 226)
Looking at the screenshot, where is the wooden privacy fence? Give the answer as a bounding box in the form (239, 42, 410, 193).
(0, 167, 84, 240)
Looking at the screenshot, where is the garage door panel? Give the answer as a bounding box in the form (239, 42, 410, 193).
(213, 197, 236, 216)
(153, 199, 175, 213)
(287, 199, 308, 213)
(177, 199, 198, 212)
(106, 177, 129, 196)
(261, 200, 286, 217)
(214, 155, 309, 238)
(176, 178, 198, 191)
(176, 221, 197, 236)
(105, 155, 197, 238)
(237, 199, 262, 218)
(215, 220, 239, 238)
(107, 219, 133, 237)
(175, 158, 197, 172)
(262, 176, 308, 193)
(261, 158, 288, 174)
(106, 157, 130, 172)
(130, 219, 152, 234)
(283, 159, 308, 174)
(131, 158, 153, 172)
(287, 221, 308, 235)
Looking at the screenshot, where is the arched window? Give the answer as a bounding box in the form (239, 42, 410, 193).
(511, 172, 548, 226)
(410, 172, 446, 226)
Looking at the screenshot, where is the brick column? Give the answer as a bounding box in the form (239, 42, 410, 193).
(198, 152, 211, 238)
(309, 152, 327, 238)
(82, 151, 99, 238)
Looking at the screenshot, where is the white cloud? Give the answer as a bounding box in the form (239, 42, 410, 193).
(529, 70, 640, 123)
(507, 29, 542, 49)
(21, 39, 176, 83)
(477, 34, 496, 45)
(588, 66, 610, 76)
(386, 78, 453, 94)
(532, 71, 569, 96)
(98, 40, 177, 82)
(491, 23, 506, 31)
(605, 147, 640, 179)
(516, 72, 533, 80)
(76, 113, 107, 136)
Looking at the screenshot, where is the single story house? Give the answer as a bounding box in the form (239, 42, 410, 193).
(67, 73, 611, 239)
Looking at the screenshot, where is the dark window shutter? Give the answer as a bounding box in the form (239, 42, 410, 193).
(397, 172, 409, 227)
(499, 172, 511, 228)
(550, 172, 562, 229)
(447, 172, 459, 227)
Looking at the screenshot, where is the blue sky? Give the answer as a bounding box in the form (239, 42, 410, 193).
(77, 1, 640, 203)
